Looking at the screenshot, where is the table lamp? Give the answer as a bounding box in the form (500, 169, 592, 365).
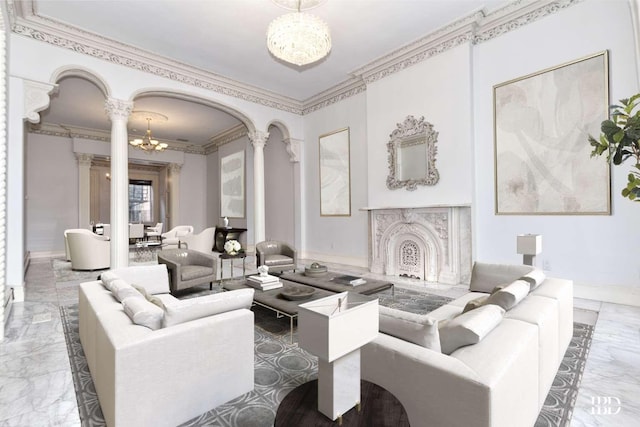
(517, 234, 542, 266)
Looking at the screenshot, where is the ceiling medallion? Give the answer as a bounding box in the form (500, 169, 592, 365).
(267, 0, 331, 67)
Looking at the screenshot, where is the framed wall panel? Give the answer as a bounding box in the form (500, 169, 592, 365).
(493, 51, 610, 215)
(220, 150, 245, 218)
(319, 128, 351, 216)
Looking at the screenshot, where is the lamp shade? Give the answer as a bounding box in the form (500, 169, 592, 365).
(298, 292, 378, 362)
(517, 234, 542, 255)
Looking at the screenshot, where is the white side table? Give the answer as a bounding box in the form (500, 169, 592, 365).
(298, 292, 379, 422)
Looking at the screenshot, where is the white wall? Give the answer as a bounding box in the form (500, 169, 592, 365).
(179, 152, 208, 232)
(206, 150, 219, 228)
(303, 92, 369, 266)
(264, 126, 295, 245)
(366, 44, 474, 208)
(25, 133, 77, 254)
(473, 0, 640, 304)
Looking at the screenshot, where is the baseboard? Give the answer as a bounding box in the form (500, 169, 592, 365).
(301, 250, 368, 269)
(29, 250, 65, 260)
(574, 282, 640, 308)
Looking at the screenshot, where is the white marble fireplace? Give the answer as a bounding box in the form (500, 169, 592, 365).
(366, 206, 471, 285)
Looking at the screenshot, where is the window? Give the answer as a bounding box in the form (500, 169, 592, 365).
(129, 179, 153, 223)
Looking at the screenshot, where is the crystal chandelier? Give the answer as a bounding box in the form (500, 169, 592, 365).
(267, 0, 331, 67)
(129, 117, 168, 153)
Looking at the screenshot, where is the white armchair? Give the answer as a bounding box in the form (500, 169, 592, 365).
(161, 225, 194, 249)
(178, 227, 216, 254)
(66, 230, 110, 270)
(129, 223, 144, 241)
(64, 228, 101, 261)
(145, 222, 163, 241)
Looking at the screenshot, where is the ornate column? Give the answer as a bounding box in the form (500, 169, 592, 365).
(168, 163, 182, 230)
(249, 131, 269, 244)
(284, 137, 302, 251)
(105, 98, 133, 268)
(76, 153, 93, 230)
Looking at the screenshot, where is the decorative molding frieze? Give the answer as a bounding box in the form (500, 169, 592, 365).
(473, 0, 583, 44)
(23, 79, 57, 124)
(9, 0, 583, 117)
(204, 124, 248, 154)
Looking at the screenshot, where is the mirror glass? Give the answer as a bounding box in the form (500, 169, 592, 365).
(387, 116, 439, 191)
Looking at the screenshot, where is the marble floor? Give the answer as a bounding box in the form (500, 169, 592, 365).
(1, 257, 639, 426)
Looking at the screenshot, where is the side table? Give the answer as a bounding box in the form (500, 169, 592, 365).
(219, 252, 247, 283)
(274, 379, 409, 426)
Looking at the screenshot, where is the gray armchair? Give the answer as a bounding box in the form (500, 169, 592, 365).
(157, 248, 217, 293)
(255, 240, 297, 274)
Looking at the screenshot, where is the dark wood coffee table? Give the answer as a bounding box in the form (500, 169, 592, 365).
(274, 379, 409, 426)
(223, 279, 335, 343)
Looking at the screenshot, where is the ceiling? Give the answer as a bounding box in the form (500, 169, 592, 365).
(22, 0, 514, 150)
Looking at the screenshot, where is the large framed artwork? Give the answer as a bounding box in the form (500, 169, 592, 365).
(493, 51, 610, 215)
(319, 127, 351, 216)
(220, 150, 245, 218)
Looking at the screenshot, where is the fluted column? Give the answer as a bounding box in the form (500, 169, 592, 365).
(105, 98, 133, 268)
(249, 131, 269, 244)
(76, 153, 93, 230)
(168, 163, 182, 230)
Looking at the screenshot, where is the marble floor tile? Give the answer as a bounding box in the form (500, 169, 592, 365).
(2, 257, 640, 427)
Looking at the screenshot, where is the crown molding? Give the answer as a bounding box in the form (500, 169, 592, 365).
(28, 122, 210, 155)
(10, 1, 303, 114)
(204, 124, 248, 155)
(10, 0, 583, 117)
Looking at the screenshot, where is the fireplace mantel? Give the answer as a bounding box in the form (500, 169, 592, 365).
(366, 206, 471, 285)
(360, 203, 471, 211)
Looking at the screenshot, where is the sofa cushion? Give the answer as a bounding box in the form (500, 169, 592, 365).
(486, 279, 529, 311)
(378, 306, 440, 351)
(469, 262, 534, 293)
(439, 304, 505, 355)
(163, 289, 254, 327)
(462, 295, 489, 313)
(110, 279, 144, 302)
(264, 254, 293, 266)
(181, 265, 214, 281)
(109, 264, 171, 294)
(122, 296, 164, 330)
(520, 269, 546, 291)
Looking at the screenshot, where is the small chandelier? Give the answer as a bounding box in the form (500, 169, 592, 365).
(129, 117, 168, 153)
(267, 0, 331, 66)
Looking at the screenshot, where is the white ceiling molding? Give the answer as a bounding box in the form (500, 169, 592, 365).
(10, 0, 582, 117)
(10, 1, 303, 114)
(204, 124, 249, 155)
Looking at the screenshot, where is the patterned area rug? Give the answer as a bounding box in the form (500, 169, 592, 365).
(61, 291, 594, 427)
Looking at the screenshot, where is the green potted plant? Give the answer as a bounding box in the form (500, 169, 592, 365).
(589, 94, 640, 201)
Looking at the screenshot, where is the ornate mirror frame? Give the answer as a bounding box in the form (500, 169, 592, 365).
(386, 115, 439, 191)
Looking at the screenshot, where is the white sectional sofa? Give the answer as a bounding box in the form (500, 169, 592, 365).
(361, 262, 573, 427)
(78, 264, 255, 427)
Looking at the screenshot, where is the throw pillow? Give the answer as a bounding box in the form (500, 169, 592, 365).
(100, 271, 120, 292)
(109, 264, 170, 295)
(147, 294, 165, 309)
(485, 279, 530, 311)
(378, 306, 441, 352)
(122, 296, 164, 330)
(110, 279, 144, 302)
(462, 295, 489, 313)
(491, 284, 508, 294)
(519, 269, 546, 291)
(439, 304, 505, 355)
(131, 283, 151, 299)
(469, 262, 534, 293)
(163, 288, 254, 328)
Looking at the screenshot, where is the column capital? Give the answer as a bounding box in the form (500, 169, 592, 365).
(283, 138, 302, 163)
(24, 79, 58, 124)
(168, 163, 182, 174)
(248, 131, 270, 149)
(104, 98, 134, 121)
(75, 153, 93, 166)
